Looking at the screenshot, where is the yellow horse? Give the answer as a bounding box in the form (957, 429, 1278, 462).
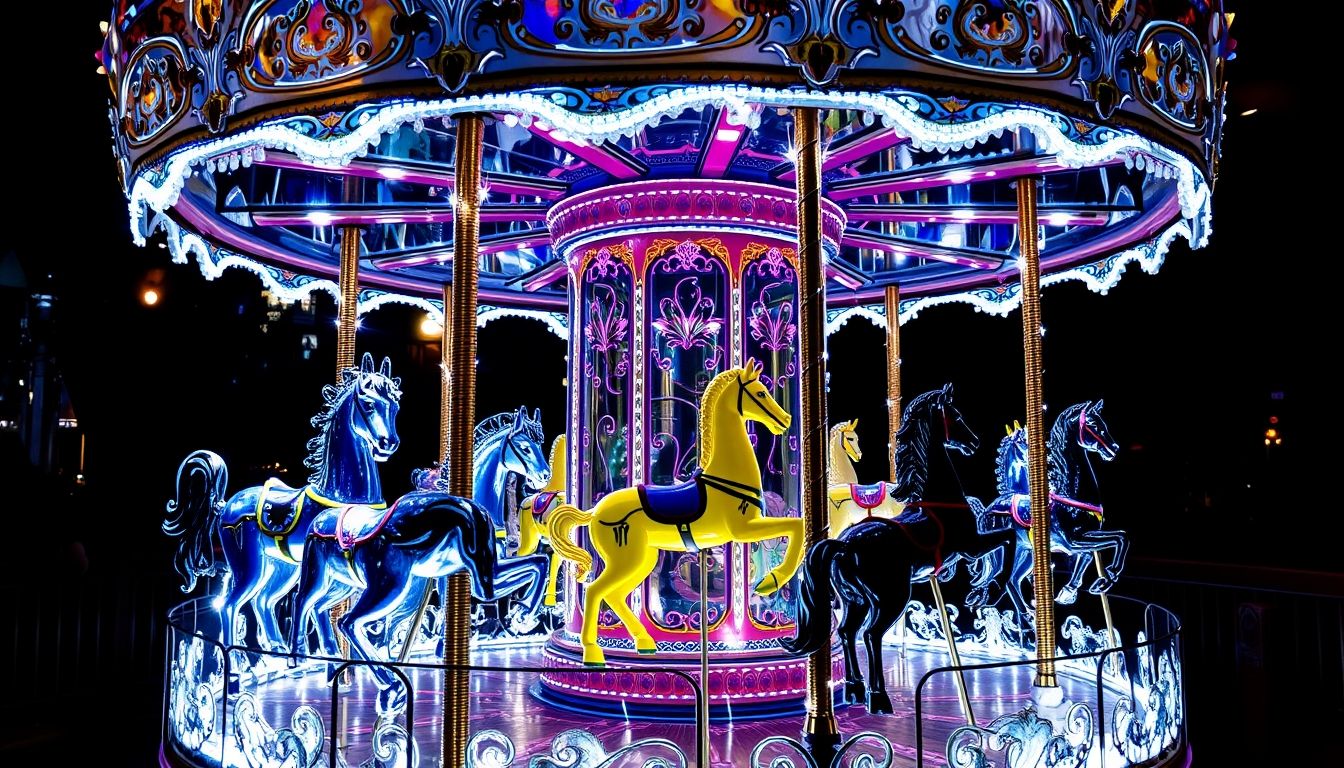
(549, 359, 800, 666)
(517, 434, 567, 607)
(827, 419, 905, 536)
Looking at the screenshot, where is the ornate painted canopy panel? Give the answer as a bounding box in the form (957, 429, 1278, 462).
(100, 0, 1229, 325)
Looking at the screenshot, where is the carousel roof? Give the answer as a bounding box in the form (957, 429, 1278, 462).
(99, 0, 1232, 332)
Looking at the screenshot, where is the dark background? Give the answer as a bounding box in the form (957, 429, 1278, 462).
(1, 1, 1331, 765)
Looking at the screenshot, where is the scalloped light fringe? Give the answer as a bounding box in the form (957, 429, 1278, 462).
(134, 85, 1213, 330)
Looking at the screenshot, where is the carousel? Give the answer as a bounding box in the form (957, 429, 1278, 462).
(100, 1, 1230, 766)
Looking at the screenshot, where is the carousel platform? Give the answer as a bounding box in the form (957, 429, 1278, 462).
(161, 596, 1186, 768)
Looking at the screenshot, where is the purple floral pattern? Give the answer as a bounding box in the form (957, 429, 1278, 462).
(651, 277, 723, 367)
(748, 282, 797, 352)
(742, 246, 801, 630)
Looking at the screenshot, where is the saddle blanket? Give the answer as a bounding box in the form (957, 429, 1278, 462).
(311, 504, 397, 552)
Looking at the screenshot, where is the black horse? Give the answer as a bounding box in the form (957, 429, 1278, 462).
(782, 383, 1017, 715)
(289, 488, 548, 714)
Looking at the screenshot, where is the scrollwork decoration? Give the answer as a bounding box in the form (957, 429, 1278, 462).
(947, 703, 1093, 768)
(121, 40, 191, 145)
(863, 0, 1080, 77)
(1071, 0, 1140, 119)
(762, 0, 879, 86)
(466, 728, 689, 768)
(1132, 23, 1210, 130)
(232, 692, 325, 768)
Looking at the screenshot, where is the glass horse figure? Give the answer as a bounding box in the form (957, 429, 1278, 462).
(289, 489, 547, 714)
(162, 353, 401, 652)
(984, 401, 1130, 619)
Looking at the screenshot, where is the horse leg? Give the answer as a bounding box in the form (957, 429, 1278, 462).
(603, 548, 659, 655)
(493, 554, 549, 621)
(340, 552, 419, 715)
(733, 516, 806, 595)
(862, 598, 906, 715)
(837, 595, 868, 705)
(1007, 530, 1036, 645)
(544, 548, 563, 607)
(254, 560, 298, 653)
(966, 545, 1003, 611)
(1057, 551, 1092, 605)
(1077, 531, 1129, 593)
(295, 547, 356, 678)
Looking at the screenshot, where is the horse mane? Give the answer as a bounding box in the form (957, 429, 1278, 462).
(697, 366, 752, 470)
(304, 367, 360, 483)
(545, 434, 567, 491)
(475, 410, 544, 448)
(891, 389, 938, 500)
(995, 428, 1027, 495)
(1049, 403, 1089, 497)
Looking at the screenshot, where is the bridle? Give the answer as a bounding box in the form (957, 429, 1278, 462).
(736, 374, 788, 433)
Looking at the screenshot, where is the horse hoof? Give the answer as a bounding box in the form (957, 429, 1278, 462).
(1056, 587, 1077, 605)
(966, 588, 988, 611)
(582, 649, 607, 667)
(866, 691, 893, 715)
(635, 640, 657, 656)
(1088, 577, 1112, 595)
(843, 681, 866, 705)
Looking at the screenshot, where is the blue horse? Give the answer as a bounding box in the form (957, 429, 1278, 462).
(983, 401, 1128, 618)
(163, 353, 401, 651)
(289, 487, 548, 713)
(472, 407, 551, 544)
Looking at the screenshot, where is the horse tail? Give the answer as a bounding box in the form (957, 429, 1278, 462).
(780, 537, 844, 656)
(546, 504, 594, 581)
(163, 450, 228, 593)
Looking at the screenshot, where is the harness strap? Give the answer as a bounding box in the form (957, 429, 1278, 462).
(867, 512, 947, 575)
(1050, 492, 1104, 522)
(699, 472, 764, 514)
(305, 485, 387, 510)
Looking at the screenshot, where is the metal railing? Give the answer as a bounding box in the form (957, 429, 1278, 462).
(162, 597, 705, 768)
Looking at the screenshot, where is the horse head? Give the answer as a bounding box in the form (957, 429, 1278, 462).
(351, 354, 402, 461)
(502, 406, 550, 491)
(735, 358, 792, 436)
(836, 419, 862, 463)
(1076, 400, 1119, 462)
(935, 383, 979, 456)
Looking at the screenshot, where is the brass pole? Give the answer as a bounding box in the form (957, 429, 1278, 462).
(441, 288, 452, 466)
(1017, 176, 1057, 689)
(441, 113, 484, 768)
(794, 106, 839, 757)
(331, 174, 361, 693)
(698, 548, 710, 768)
(884, 284, 901, 482)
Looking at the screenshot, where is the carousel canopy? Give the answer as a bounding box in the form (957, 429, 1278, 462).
(99, 0, 1231, 331)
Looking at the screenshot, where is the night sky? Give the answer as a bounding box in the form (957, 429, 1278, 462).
(1, 0, 1329, 587)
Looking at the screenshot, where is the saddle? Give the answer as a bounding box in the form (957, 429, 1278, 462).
(638, 476, 708, 552)
(310, 503, 397, 553)
(255, 482, 306, 537)
(529, 491, 560, 518)
(848, 482, 888, 510)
